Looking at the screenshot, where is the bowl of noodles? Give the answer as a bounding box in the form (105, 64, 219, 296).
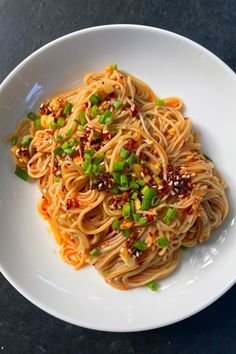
(0, 25, 235, 332)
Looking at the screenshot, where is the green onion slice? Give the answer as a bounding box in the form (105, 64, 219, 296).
(90, 248, 100, 256)
(27, 112, 37, 120)
(57, 117, 65, 127)
(133, 240, 147, 251)
(146, 281, 158, 291)
(157, 236, 169, 248)
(155, 98, 165, 106)
(64, 102, 72, 116)
(122, 203, 131, 219)
(112, 219, 120, 230)
(113, 100, 122, 109)
(113, 160, 125, 172)
(122, 229, 131, 238)
(15, 166, 28, 181)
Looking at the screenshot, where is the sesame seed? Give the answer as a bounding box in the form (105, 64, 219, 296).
(140, 172, 145, 178)
(174, 181, 179, 186)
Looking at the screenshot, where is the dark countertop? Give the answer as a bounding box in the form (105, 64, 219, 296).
(0, 1, 235, 353)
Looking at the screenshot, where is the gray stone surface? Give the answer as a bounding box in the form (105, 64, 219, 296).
(0, 0, 235, 353)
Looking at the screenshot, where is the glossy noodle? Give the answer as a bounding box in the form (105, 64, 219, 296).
(8, 65, 228, 290)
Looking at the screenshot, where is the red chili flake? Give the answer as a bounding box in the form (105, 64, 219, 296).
(147, 215, 154, 222)
(84, 102, 89, 108)
(125, 138, 137, 150)
(131, 104, 139, 117)
(101, 132, 112, 141)
(66, 198, 80, 209)
(186, 206, 194, 215)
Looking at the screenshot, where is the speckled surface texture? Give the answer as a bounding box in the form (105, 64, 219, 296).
(0, 0, 236, 353)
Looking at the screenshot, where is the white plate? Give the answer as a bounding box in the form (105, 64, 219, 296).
(0, 25, 236, 332)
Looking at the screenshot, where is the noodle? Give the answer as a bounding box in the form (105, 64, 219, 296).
(8, 65, 228, 290)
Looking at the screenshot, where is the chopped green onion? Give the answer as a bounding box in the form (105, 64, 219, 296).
(122, 203, 131, 219)
(98, 115, 105, 124)
(138, 216, 148, 224)
(68, 138, 76, 147)
(120, 147, 130, 160)
(180, 245, 189, 251)
(50, 121, 57, 130)
(61, 141, 69, 150)
(112, 219, 120, 230)
(131, 191, 138, 199)
(163, 208, 177, 224)
(113, 160, 125, 172)
(89, 93, 102, 106)
(54, 135, 63, 142)
(112, 172, 120, 184)
(22, 136, 32, 148)
(120, 175, 128, 188)
(130, 199, 135, 213)
(91, 105, 99, 117)
(113, 100, 122, 109)
(133, 240, 147, 251)
(77, 125, 84, 131)
(110, 185, 119, 194)
(151, 196, 160, 207)
(146, 281, 158, 291)
(93, 155, 104, 166)
(57, 117, 65, 127)
(74, 119, 80, 125)
(163, 216, 169, 224)
(133, 213, 141, 222)
(66, 128, 73, 137)
(35, 118, 41, 127)
(127, 154, 137, 166)
(105, 117, 113, 125)
(83, 162, 93, 175)
(90, 248, 99, 256)
(92, 164, 99, 173)
(155, 98, 165, 106)
(141, 185, 149, 195)
(203, 154, 213, 162)
(64, 102, 72, 116)
(82, 160, 90, 170)
(84, 152, 92, 160)
(54, 176, 61, 183)
(79, 111, 87, 125)
(138, 180, 146, 187)
(112, 64, 117, 70)
(141, 188, 156, 210)
(27, 112, 38, 120)
(157, 236, 169, 248)
(122, 229, 131, 238)
(11, 136, 18, 146)
(129, 181, 139, 190)
(54, 147, 63, 155)
(104, 110, 112, 118)
(166, 208, 177, 219)
(84, 149, 95, 159)
(15, 166, 28, 181)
